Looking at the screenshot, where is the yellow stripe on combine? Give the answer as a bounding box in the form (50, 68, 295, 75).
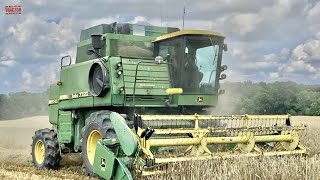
(59, 91, 91, 100)
(165, 88, 183, 95)
(48, 100, 59, 105)
(153, 30, 224, 42)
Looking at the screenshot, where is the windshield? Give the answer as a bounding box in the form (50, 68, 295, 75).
(156, 35, 223, 94)
(183, 36, 220, 91)
(195, 45, 219, 83)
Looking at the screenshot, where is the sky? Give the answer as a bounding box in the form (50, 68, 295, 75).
(1, 0, 320, 93)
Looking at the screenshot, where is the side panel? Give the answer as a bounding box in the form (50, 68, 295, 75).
(172, 94, 218, 106)
(60, 61, 93, 95)
(93, 141, 116, 180)
(58, 111, 74, 143)
(48, 85, 60, 125)
(59, 97, 94, 109)
(121, 58, 170, 107)
(122, 58, 170, 95)
(59, 60, 94, 109)
(109, 57, 125, 105)
(73, 109, 95, 152)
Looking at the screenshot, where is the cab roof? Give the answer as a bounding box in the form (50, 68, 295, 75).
(153, 29, 225, 42)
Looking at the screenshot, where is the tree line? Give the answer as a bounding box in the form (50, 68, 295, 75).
(0, 91, 48, 120)
(216, 81, 320, 116)
(1, 81, 320, 120)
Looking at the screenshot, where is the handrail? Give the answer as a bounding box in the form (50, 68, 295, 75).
(60, 55, 72, 69)
(132, 61, 169, 113)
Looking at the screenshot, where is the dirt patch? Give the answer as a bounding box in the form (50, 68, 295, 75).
(0, 116, 50, 166)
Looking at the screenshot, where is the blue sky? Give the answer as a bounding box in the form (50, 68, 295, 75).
(1, 0, 320, 93)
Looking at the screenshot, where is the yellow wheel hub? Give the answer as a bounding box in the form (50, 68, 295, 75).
(34, 140, 45, 164)
(87, 130, 102, 165)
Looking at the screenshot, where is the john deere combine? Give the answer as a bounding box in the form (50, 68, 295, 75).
(31, 22, 306, 179)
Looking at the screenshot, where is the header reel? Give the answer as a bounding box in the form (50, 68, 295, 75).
(92, 112, 306, 179)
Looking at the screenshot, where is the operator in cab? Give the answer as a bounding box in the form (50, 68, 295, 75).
(182, 47, 203, 92)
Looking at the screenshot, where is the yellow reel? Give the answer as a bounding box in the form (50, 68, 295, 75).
(236, 132, 255, 153)
(280, 130, 299, 151)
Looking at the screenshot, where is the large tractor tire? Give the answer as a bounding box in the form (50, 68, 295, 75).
(31, 128, 61, 169)
(81, 110, 116, 176)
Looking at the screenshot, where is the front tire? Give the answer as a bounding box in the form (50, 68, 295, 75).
(31, 128, 61, 169)
(81, 110, 116, 176)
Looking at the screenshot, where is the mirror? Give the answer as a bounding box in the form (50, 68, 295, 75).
(221, 65, 228, 71)
(223, 44, 228, 52)
(219, 74, 227, 80)
(218, 89, 225, 94)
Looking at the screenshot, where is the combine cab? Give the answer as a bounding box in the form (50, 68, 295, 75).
(31, 22, 306, 179)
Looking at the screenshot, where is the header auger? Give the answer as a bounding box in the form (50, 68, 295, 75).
(31, 22, 306, 179)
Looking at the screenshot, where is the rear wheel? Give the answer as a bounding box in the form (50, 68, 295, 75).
(31, 128, 61, 169)
(81, 110, 116, 176)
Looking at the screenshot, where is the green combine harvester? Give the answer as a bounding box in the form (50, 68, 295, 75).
(31, 22, 306, 179)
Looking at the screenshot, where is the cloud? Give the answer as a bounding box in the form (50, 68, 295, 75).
(269, 72, 280, 79)
(1, 0, 320, 93)
(5, 14, 78, 61)
(0, 50, 16, 67)
(219, 13, 263, 36)
(266, 37, 320, 82)
(307, 1, 320, 26)
(20, 63, 59, 90)
(0, 60, 16, 67)
(287, 41, 320, 73)
(3, 80, 9, 87)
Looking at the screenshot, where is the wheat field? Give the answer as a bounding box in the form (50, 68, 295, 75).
(0, 116, 319, 180)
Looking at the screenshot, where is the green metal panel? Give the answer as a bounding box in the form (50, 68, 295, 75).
(49, 104, 59, 125)
(113, 158, 133, 180)
(77, 31, 157, 63)
(125, 95, 169, 107)
(76, 39, 107, 63)
(73, 111, 85, 152)
(107, 33, 156, 42)
(93, 140, 133, 180)
(58, 111, 73, 143)
(59, 60, 96, 110)
(122, 58, 170, 96)
(80, 23, 175, 42)
(48, 85, 59, 125)
(172, 94, 218, 106)
(59, 60, 93, 96)
(93, 93, 112, 106)
(93, 140, 117, 180)
(124, 70, 169, 77)
(59, 97, 94, 109)
(73, 109, 95, 152)
(110, 112, 137, 156)
(109, 57, 125, 105)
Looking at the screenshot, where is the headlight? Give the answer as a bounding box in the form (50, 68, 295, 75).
(155, 56, 164, 63)
(117, 70, 122, 77)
